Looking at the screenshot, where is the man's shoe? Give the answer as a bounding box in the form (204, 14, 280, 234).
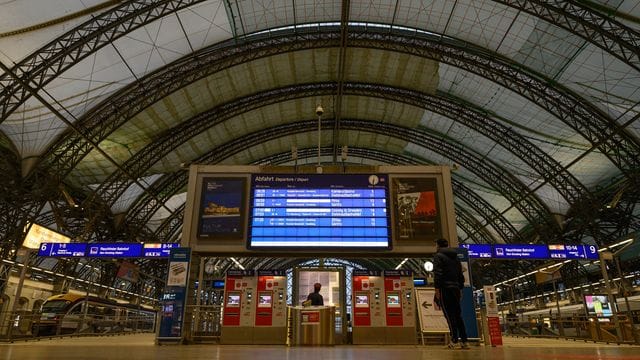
(445, 342, 457, 349)
(460, 342, 470, 349)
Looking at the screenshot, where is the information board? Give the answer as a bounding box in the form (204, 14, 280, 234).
(38, 243, 86, 257)
(248, 174, 391, 248)
(38, 242, 179, 258)
(143, 243, 180, 257)
(462, 244, 599, 260)
(461, 244, 492, 258)
(87, 243, 143, 257)
(493, 244, 549, 259)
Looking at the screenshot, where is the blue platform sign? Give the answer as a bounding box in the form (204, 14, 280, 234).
(461, 244, 492, 258)
(86, 243, 143, 257)
(142, 243, 179, 257)
(38, 243, 86, 257)
(493, 244, 549, 259)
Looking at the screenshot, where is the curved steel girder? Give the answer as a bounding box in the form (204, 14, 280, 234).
(121, 118, 556, 245)
(114, 82, 588, 207)
(41, 28, 639, 186)
(496, 0, 640, 72)
(2, 0, 638, 124)
(455, 208, 496, 245)
(99, 83, 577, 232)
(0, 0, 207, 122)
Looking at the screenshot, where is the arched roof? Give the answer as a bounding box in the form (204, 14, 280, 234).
(1, 0, 639, 287)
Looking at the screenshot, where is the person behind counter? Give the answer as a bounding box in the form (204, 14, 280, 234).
(307, 282, 324, 306)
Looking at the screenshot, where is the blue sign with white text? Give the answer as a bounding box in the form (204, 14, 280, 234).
(86, 243, 143, 258)
(38, 243, 86, 257)
(493, 244, 549, 259)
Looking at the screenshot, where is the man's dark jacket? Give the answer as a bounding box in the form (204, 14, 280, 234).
(433, 248, 464, 289)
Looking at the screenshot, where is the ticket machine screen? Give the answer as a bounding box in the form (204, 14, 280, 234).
(386, 294, 400, 308)
(227, 294, 241, 307)
(258, 293, 272, 308)
(355, 294, 369, 308)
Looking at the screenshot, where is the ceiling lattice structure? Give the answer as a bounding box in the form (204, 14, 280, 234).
(1, 0, 639, 294)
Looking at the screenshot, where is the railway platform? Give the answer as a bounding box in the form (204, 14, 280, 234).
(0, 333, 638, 360)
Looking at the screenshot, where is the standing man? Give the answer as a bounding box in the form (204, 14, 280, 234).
(433, 238, 469, 349)
(307, 282, 324, 305)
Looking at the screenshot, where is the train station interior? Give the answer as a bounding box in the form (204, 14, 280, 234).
(0, 0, 639, 358)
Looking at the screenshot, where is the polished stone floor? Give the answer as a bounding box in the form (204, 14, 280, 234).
(0, 334, 638, 360)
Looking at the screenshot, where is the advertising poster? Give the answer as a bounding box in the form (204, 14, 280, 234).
(392, 177, 441, 241)
(415, 288, 449, 332)
(158, 248, 190, 340)
(197, 177, 245, 238)
(116, 261, 139, 283)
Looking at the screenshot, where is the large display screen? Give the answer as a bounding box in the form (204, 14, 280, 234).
(197, 177, 246, 238)
(248, 174, 391, 248)
(584, 295, 613, 318)
(392, 177, 441, 242)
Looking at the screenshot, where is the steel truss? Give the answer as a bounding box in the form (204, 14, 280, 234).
(39, 27, 638, 187)
(497, 0, 640, 71)
(3, 0, 638, 124)
(120, 119, 556, 244)
(100, 80, 587, 214)
(98, 83, 569, 242)
(0, 0, 207, 121)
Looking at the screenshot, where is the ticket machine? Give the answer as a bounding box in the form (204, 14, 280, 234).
(383, 270, 416, 344)
(351, 270, 385, 344)
(253, 270, 287, 344)
(221, 270, 257, 344)
(351, 270, 416, 344)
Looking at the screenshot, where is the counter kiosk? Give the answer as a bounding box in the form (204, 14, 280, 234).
(288, 305, 335, 346)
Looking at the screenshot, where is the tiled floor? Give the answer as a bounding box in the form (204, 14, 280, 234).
(0, 334, 638, 360)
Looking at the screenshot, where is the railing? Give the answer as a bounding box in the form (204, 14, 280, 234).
(0, 310, 156, 342)
(505, 316, 640, 345)
(188, 305, 222, 341)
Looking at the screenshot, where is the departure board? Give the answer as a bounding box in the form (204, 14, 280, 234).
(248, 174, 391, 249)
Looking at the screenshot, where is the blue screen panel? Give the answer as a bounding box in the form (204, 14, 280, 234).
(143, 243, 179, 257)
(248, 174, 391, 249)
(493, 244, 549, 259)
(38, 243, 86, 257)
(87, 243, 143, 257)
(461, 244, 492, 258)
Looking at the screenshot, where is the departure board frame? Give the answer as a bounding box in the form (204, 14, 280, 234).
(247, 173, 392, 250)
(181, 165, 456, 256)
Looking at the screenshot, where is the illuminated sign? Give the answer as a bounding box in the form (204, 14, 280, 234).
(463, 244, 599, 260)
(461, 244, 492, 258)
(38, 243, 85, 257)
(37, 243, 179, 258)
(87, 243, 144, 257)
(248, 174, 391, 249)
(493, 244, 549, 259)
(23, 223, 70, 249)
(143, 243, 180, 257)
